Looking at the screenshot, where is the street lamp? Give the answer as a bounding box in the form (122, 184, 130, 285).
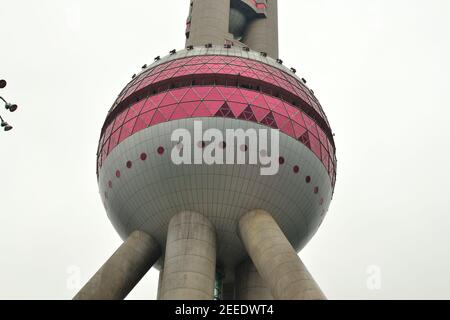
(0, 97, 18, 112)
(0, 116, 13, 132)
(0, 79, 18, 133)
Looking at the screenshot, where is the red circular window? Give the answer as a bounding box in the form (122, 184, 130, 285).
(140, 153, 147, 161)
(197, 141, 206, 149)
(126, 161, 133, 169)
(306, 176, 311, 183)
(314, 187, 319, 194)
(116, 170, 121, 178)
(279, 157, 285, 165)
(293, 165, 300, 173)
(157, 147, 165, 155)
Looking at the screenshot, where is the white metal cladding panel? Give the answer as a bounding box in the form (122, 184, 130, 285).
(99, 118, 332, 270)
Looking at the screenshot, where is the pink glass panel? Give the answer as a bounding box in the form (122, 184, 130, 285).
(100, 84, 336, 182)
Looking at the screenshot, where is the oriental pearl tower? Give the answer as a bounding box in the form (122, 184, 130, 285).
(75, 0, 336, 300)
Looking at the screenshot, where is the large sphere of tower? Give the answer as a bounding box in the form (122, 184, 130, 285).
(97, 46, 337, 271)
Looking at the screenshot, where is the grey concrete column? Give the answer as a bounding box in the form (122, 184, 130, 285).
(242, 0, 279, 59)
(238, 210, 326, 300)
(160, 211, 217, 300)
(186, 0, 231, 47)
(156, 268, 164, 300)
(222, 282, 235, 300)
(235, 258, 273, 300)
(74, 230, 161, 300)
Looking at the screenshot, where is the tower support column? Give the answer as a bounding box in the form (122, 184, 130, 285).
(74, 231, 161, 300)
(235, 258, 273, 300)
(238, 210, 326, 300)
(242, 0, 279, 58)
(160, 211, 217, 300)
(157, 267, 164, 300)
(186, 0, 231, 47)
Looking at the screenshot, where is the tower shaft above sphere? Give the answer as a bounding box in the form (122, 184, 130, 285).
(186, 0, 279, 58)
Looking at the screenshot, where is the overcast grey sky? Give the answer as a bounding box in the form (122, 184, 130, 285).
(0, 0, 449, 300)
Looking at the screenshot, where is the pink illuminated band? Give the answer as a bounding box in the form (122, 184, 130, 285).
(109, 56, 331, 131)
(98, 86, 336, 187)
